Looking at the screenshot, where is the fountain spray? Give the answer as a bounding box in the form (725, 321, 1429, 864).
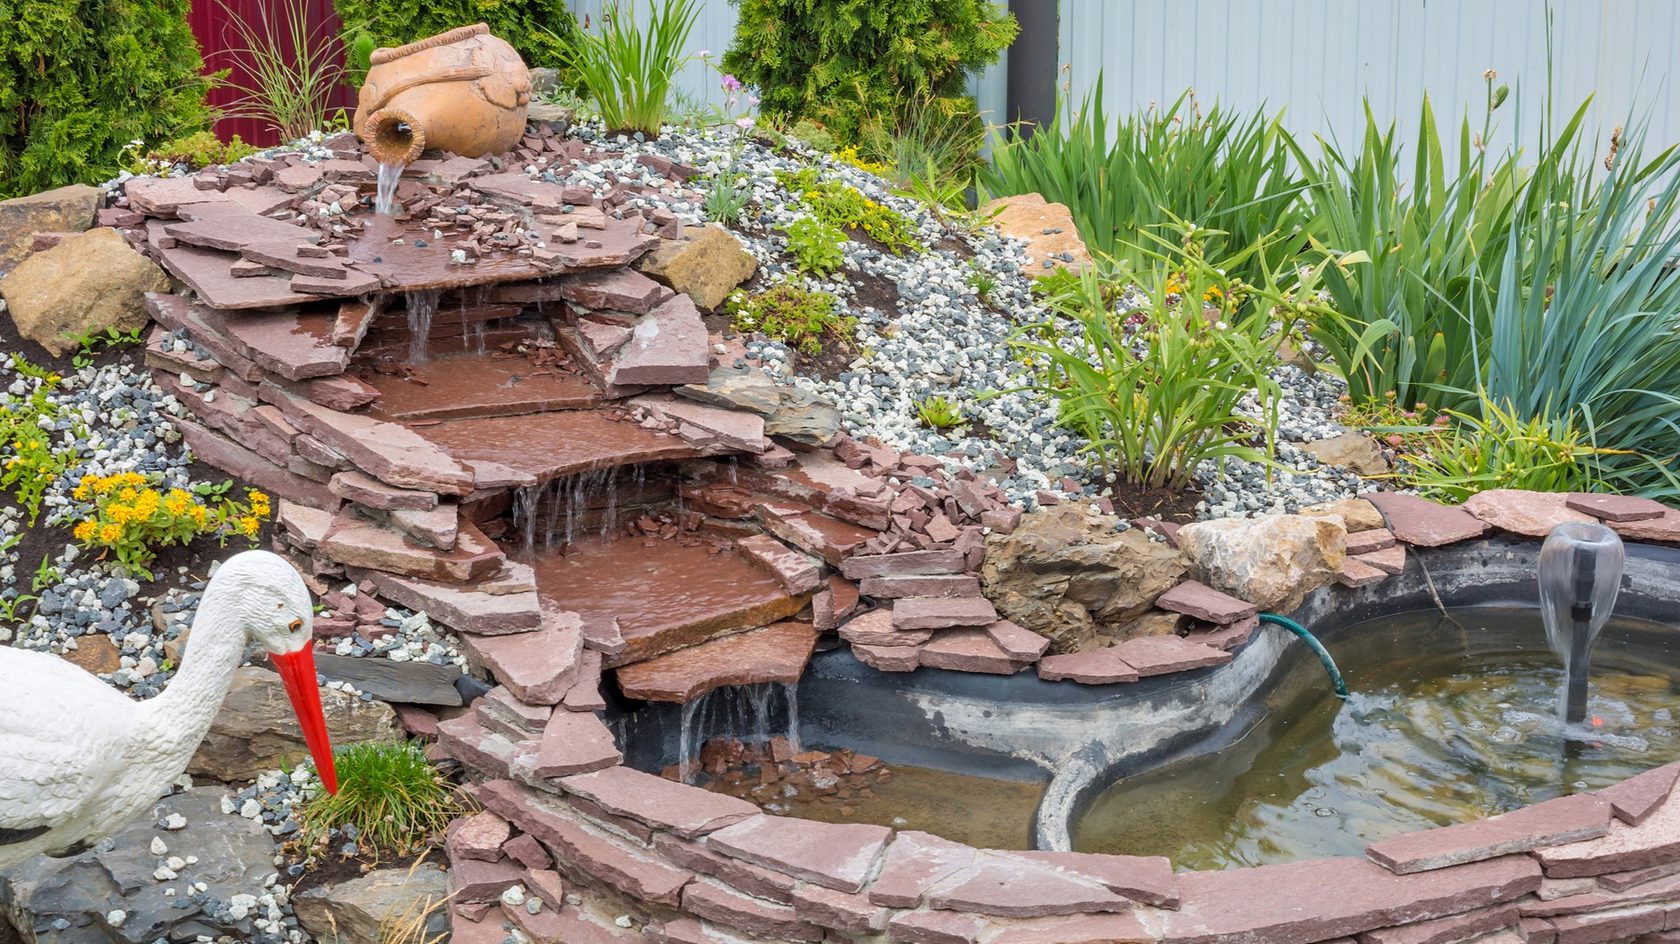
(1538, 522, 1625, 724)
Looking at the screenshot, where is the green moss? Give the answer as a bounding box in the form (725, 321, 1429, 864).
(723, 0, 1015, 146)
(333, 0, 581, 85)
(143, 131, 260, 170)
(0, 0, 212, 198)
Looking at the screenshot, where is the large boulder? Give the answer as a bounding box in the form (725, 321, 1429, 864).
(981, 504, 1187, 653)
(0, 787, 277, 944)
(979, 193, 1091, 277)
(0, 227, 169, 355)
(1177, 514, 1347, 613)
(189, 665, 400, 782)
(636, 223, 756, 311)
(0, 184, 102, 272)
(293, 863, 450, 944)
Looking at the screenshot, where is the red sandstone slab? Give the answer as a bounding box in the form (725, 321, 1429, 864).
(608, 294, 710, 387)
(477, 780, 694, 906)
(705, 815, 893, 893)
(682, 879, 822, 942)
(926, 852, 1130, 918)
(1359, 904, 1519, 944)
(652, 833, 797, 904)
(858, 574, 982, 599)
(1191, 614, 1259, 652)
(634, 395, 771, 454)
(559, 268, 672, 313)
(564, 649, 610, 711)
(887, 909, 991, 944)
(367, 570, 541, 635)
(1015, 850, 1179, 908)
(1037, 647, 1140, 685)
(1364, 492, 1492, 547)
(530, 538, 808, 667)
(365, 352, 602, 422)
(615, 621, 818, 703)
(649, 918, 766, 944)
(1159, 855, 1541, 944)
(512, 708, 622, 779)
(987, 619, 1052, 661)
(758, 505, 877, 566)
(1549, 904, 1664, 942)
(319, 513, 501, 582)
(329, 470, 437, 511)
(1156, 580, 1257, 624)
(988, 913, 1154, 944)
(1566, 493, 1670, 523)
(165, 212, 319, 252)
(1346, 528, 1397, 555)
(1339, 556, 1390, 588)
(1597, 763, 1680, 825)
(839, 608, 933, 647)
(171, 417, 339, 509)
(267, 387, 474, 495)
(1610, 511, 1680, 544)
(1367, 794, 1612, 874)
(735, 534, 823, 594)
(1358, 545, 1408, 576)
(450, 811, 511, 861)
(415, 409, 709, 485)
(792, 883, 891, 935)
(156, 238, 316, 309)
(436, 714, 519, 779)
(870, 831, 982, 908)
(893, 597, 999, 631)
(1536, 779, 1680, 877)
(557, 766, 758, 838)
(839, 548, 970, 579)
(1463, 489, 1596, 538)
(918, 629, 1026, 675)
(1111, 635, 1231, 677)
(457, 606, 582, 704)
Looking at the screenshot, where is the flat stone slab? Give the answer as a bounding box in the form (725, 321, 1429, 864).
(838, 608, 933, 648)
(1597, 762, 1680, 825)
(1037, 647, 1140, 685)
(1339, 555, 1389, 588)
(1366, 793, 1612, 874)
(560, 268, 671, 312)
(615, 621, 818, 703)
(1567, 493, 1671, 523)
(366, 571, 541, 636)
(858, 574, 982, 599)
(1364, 492, 1491, 547)
(530, 538, 808, 667)
(735, 534, 823, 594)
(1160, 855, 1541, 944)
(329, 470, 437, 511)
(633, 394, 771, 454)
(1610, 510, 1680, 544)
(986, 619, 1051, 661)
(759, 507, 876, 566)
(153, 235, 317, 309)
(1534, 784, 1680, 875)
(1015, 850, 1178, 908)
(365, 352, 602, 422)
(892, 597, 999, 631)
(313, 651, 464, 706)
(165, 212, 319, 252)
(457, 606, 583, 705)
(986, 913, 1154, 944)
(682, 879, 821, 941)
(416, 409, 709, 486)
(1111, 634, 1231, 677)
(557, 766, 758, 838)
(319, 513, 501, 583)
(1358, 545, 1408, 576)
(1155, 580, 1256, 624)
(925, 853, 1130, 918)
(870, 830, 982, 908)
(1345, 528, 1397, 555)
(268, 387, 474, 495)
(852, 643, 922, 672)
(1463, 489, 1596, 537)
(608, 294, 711, 388)
(706, 815, 892, 893)
(512, 709, 623, 779)
(918, 628, 1027, 675)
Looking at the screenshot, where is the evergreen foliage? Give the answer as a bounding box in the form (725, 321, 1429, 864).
(334, 0, 580, 83)
(723, 0, 1016, 145)
(0, 0, 212, 198)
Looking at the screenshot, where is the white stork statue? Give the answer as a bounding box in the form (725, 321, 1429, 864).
(0, 550, 339, 870)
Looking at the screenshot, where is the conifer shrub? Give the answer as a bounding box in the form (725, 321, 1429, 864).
(0, 0, 212, 198)
(722, 0, 1016, 146)
(334, 0, 581, 84)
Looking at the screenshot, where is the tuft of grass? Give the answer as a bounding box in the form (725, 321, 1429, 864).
(375, 856, 454, 944)
(215, 0, 350, 141)
(1398, 394, 1621, 503)
(555, 0, 702, 137)
(298, 741, 463, 862)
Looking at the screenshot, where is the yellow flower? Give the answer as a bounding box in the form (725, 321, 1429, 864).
(134, 490, 160, 517)
(164, 490, 191, 516)
(107, 504, 132, 525)
(117, 487, 138, 503)
(239, 516, 261, 537)
(247, 490, 269, 505)
(98, 523, 123, 543)
(73, 520, 95, 542)
(71, 484, 90, 501)
(188, 505, 208, 527)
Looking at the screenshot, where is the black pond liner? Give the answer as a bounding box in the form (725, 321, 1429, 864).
(603, 538, 1680, 852)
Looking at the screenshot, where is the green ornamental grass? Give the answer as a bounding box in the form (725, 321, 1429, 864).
(557, 0, 703, 137)
(299, 740, 463, 861)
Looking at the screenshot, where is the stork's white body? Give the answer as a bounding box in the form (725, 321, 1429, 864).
(0, 551, 319, 871)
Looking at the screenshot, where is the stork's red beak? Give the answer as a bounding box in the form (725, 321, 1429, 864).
(270, 645, 339, 794)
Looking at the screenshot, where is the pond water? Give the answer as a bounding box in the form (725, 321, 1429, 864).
(1073, 606, 1680, 870)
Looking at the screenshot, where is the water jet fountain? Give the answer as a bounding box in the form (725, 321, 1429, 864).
(1538, 521, 1626, 724)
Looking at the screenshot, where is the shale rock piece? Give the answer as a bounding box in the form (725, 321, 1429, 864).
(294, 863, 451, 944)
(980, 504, 1186, 653)
(0, 227, 169, 355)
(188, 666, 399, 781)
(636, 224, 756, 310)
(1176, 513, 1347, 613)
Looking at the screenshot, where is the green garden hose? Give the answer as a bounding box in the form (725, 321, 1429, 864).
(1259, 613, 1349, 699)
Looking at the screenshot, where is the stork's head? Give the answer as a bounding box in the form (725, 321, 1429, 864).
(209, 550, 339, 794)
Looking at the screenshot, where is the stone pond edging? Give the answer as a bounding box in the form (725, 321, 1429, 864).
(84, 128, 1680, 944)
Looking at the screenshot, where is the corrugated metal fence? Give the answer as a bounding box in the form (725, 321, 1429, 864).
(189, 0, 356, 147)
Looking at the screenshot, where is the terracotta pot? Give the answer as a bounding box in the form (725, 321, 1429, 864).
(354, 23, 532, 165)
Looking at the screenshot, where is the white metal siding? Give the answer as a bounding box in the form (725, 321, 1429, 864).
(1056, 0, 1680, 167)
(565, 0, 743, 110)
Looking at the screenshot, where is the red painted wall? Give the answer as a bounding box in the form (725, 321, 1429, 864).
(187, 0, 358, 147)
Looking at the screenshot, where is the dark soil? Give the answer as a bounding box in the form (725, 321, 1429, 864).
(1101, 477, 1205, 524)
(288, 846, 434, 897)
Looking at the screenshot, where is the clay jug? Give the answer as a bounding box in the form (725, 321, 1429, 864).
(354, 23, 532, 165)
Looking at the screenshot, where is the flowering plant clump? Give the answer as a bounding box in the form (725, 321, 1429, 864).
(71, 473, 270, 579)
(0, 361, 80, 524)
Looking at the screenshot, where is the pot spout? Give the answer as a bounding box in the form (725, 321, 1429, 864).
(363, 107, 427, 167)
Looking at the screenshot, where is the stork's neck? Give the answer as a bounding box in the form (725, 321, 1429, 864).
(134, 582, 250, 776)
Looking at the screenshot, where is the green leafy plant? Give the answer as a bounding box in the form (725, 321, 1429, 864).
(69, 326, 145, 370)
(785, 216, 847, 275)
(1002, 229, 1310, 491)
(967, 260, 997, 304)
(983, 81, 1309, 291)
(726, 283, 854, 355)
(71, 473, 270, 580)
(216, 0, 351, 143)
(703, 165, 753, 224)
(0, 363, 80, 524)
(298, 740, 464, 862)
(1399, 394, 1619, 503)
(0, 0, 212, 198)
(134, 131, 260, 172)
(556, 0, 702, 137)
(724, 0, 1016, 146)
(333, 0, 580, 84)
(916, 395, 966, 430)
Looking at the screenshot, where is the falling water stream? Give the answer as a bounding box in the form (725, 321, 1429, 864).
(374, 161, 403, 215)
(512, 467, 632, 557)
(404, 290, 440, 363)
(676, 682, 802, 784)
